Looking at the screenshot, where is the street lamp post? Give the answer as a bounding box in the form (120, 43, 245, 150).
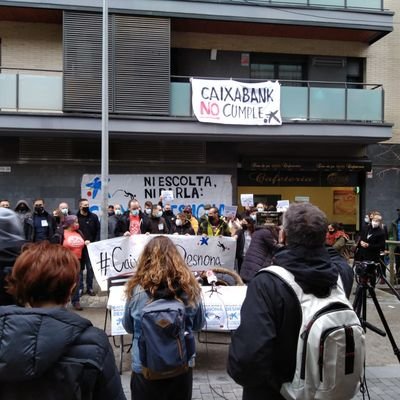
(100, 0, 109, 241)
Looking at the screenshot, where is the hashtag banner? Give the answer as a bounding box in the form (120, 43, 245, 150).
(88, 234, 237, 291)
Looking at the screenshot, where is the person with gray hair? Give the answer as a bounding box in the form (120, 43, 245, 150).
(228, 202, 354, 400)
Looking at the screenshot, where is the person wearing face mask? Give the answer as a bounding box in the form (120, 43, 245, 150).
(171, 212, 195, 235)
(52, 214, 88, 310)
(325, 222, 352, 261)
(199, 204, 212, 225)
(198, 207, 230, 237)
(14, 200, 32, 225)
(355, 213, 386, 269)
(77, 198, 100, 296)
(146, 204, 169, 234)
(157, 198, 176, 232)
(116, 199, 149, 237)
(183, 205, 199, 235)
(108, 203, 123, 238)
(23, 198, 55, 242)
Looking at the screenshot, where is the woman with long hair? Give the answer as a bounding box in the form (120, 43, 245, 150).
(123, 235, 204, 400)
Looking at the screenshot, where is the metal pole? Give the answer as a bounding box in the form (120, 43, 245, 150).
(100, 0, 109, 241)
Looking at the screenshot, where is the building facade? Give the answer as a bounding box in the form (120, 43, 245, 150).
(0, 0, 397, 231)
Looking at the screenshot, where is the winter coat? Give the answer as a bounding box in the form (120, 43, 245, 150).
(145, 216, 169, 234)
(0, 306, 126, 400)
(228, 246, 353, 400)
(115, 211, 149, 236)
(171, 222, 195, 235)
(355, 224, 386, 263)
(76, 211, 100, 242)
(240, 226, 280, 283)
(23, 211, 56, 242)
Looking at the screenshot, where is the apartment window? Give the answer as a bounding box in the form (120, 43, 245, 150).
(250, 53, 306, 85)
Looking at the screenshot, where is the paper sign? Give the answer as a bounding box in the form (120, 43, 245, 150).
(240, 194, 254, 207)
(161, 190, 174, 202)
(223, 205, 238, 219)
(201, 286, 247, 331)
(277, 200, 290, 212)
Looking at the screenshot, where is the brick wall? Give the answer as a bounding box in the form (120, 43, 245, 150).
(366, 0, 400, 143)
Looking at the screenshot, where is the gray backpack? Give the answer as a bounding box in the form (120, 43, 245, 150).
(139, 297, 194, 380)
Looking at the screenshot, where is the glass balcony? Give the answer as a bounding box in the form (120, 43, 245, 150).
(0, 69, 384, 124)
(170, 78, 384, 123)
(218, 0, 384, 11)
(0, 68, 62, 112)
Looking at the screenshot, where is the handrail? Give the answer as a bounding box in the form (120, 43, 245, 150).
(180, 0, 385, 12)
(0, 66, 62, 73)
(171, 75, 383, 89)
(385, 240, 400, 285)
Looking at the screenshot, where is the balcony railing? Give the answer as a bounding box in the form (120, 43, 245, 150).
(202, 0, 384, 11)
(0, 68, 384, 124)
(0, 67, 62, 112)
(171, 77, 384, 123)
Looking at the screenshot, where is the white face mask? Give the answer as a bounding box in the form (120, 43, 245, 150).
(364, 216, 370, 223)
(145, 208, 152, 215)
(176, 219, 182, 226)
(371, 221, 380, 228)
(156, 211, 163, 218)
(115, 209, 122, 215)
(257, 207, 264, 213)
(61, 208, 69, 215)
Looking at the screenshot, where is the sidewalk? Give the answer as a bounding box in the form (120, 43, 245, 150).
(118, 366, 400, 400)
(77, 286, 400, 400)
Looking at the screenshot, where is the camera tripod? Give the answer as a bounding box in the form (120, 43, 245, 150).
(352, 260, 400, 363)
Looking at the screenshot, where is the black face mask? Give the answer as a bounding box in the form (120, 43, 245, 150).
(34, 206, 44, 214)
(17, 206, 28, 212)
(108, 211, 115, 216)
(82, 206, 89, 213)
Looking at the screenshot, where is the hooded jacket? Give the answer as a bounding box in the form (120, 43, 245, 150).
(227, 245, 353, 400)
(0, 306, 126, 400)
(0, 208, 26, 305)
(239, 226, 280, 283)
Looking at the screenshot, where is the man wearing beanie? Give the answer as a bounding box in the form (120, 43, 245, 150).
(0, 208, 26, 305)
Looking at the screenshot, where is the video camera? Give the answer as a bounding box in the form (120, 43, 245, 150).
(255, 211, 282, 227)
(354, 261, 380, 281)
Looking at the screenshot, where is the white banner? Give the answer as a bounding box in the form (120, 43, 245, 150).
(88, 234, 237, 291)
(81, 174, 232, 219)
(191, 78, 281, 126)
(106, 284, 247, 336)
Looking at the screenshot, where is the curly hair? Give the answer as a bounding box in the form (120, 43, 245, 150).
(125, 236, 201, 306)
(283, 202, 328, 248)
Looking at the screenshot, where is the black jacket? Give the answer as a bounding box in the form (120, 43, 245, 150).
(77, 211, 100, 242)
(23, 211, 55, 242)
(0, 306, 126, 400)
(355, 224, 386, 263)
(228, 245, 353, 400)
(170, 222, 195, 235)
(115, 211, 149, 236)
(240, 227, 280, 283)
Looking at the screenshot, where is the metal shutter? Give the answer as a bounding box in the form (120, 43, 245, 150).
(113, 15, 170, 115)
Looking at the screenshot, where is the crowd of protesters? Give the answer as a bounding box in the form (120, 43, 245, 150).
(0, 196, 395, 311)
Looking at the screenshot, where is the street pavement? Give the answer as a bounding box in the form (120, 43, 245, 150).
(75, 281, 400, 400)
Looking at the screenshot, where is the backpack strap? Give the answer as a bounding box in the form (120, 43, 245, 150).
(260, 265, 347, 297)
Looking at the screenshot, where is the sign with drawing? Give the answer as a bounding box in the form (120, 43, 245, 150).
(81, 174, 232, 219)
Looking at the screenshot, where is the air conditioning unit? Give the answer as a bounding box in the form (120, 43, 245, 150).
(312, 56, 346, 68)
